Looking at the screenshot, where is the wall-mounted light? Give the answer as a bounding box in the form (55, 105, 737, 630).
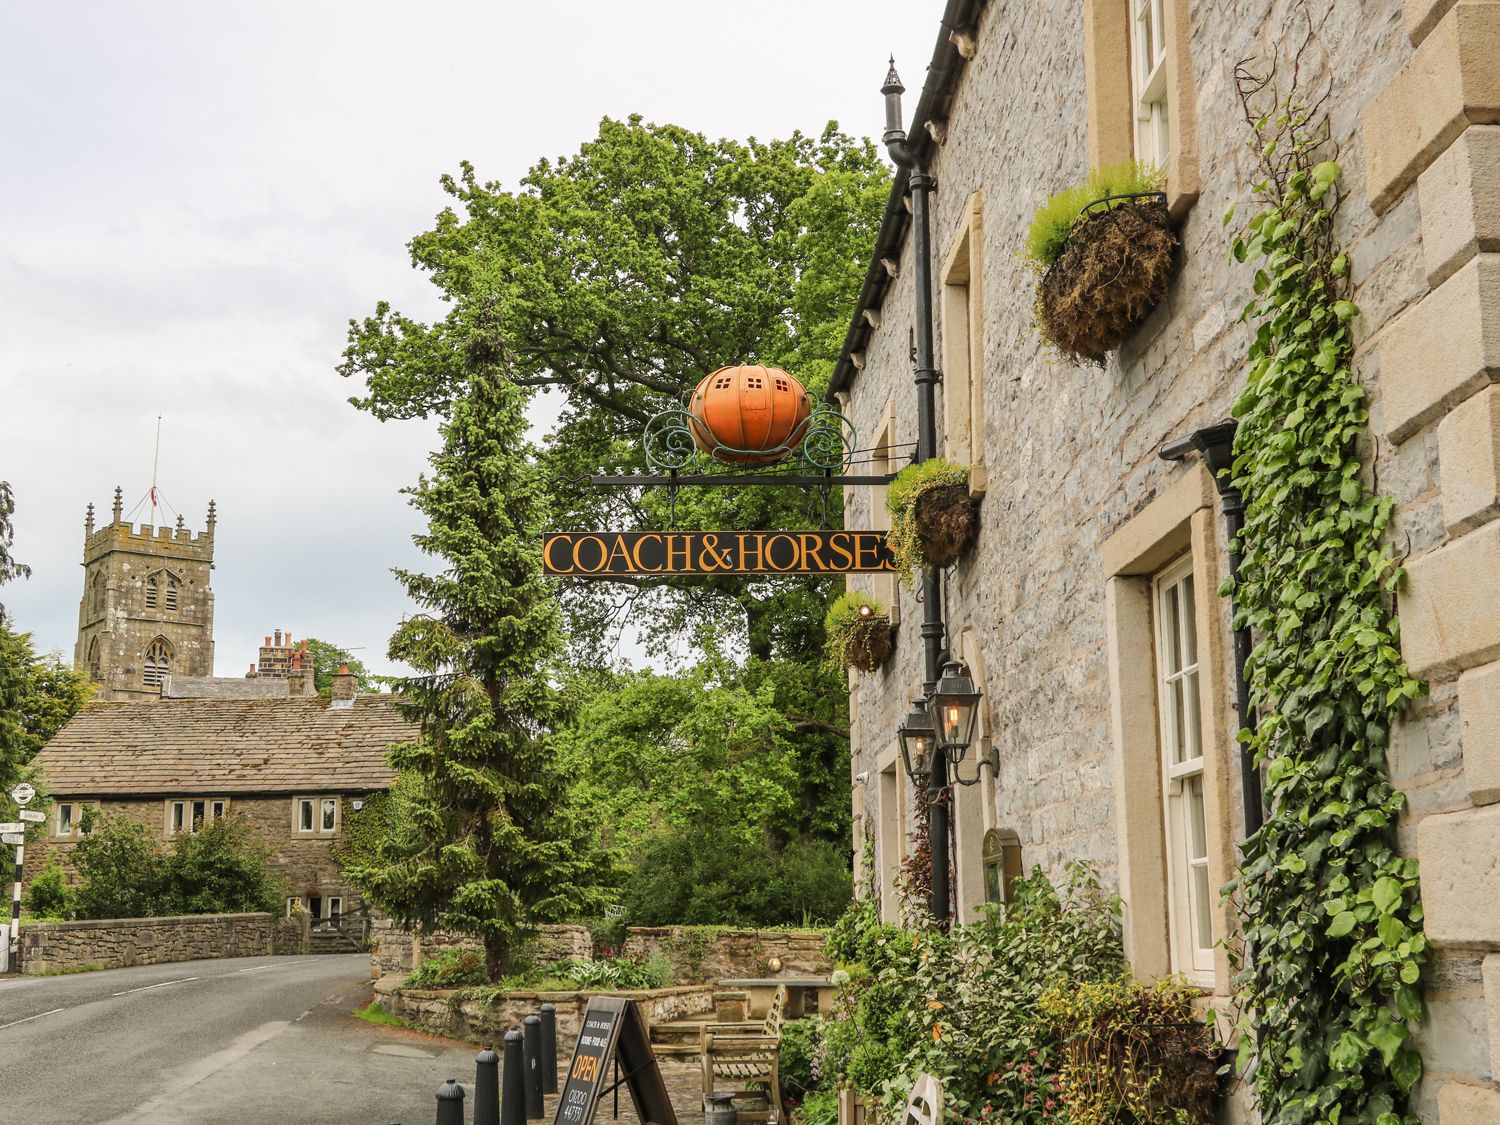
(897, 698, 936, 786)
(933, 659, 981, 761)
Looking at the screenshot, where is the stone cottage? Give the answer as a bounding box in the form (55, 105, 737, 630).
(835, 1, 1500, 1122)
(27, 674, 405, 928)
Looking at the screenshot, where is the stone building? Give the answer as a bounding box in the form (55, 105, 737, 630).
(835, 1, 1500, 1121)
(75, 488, 217, 701)
(27, 670, 404, 927)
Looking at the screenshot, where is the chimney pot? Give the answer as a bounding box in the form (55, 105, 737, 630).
(264, 635, 272, 647)
(248, 663, 256, 676)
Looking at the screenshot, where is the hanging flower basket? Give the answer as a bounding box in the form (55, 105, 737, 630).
(1037, 192, 1177, 363)
(825, 592, 894, 672)
(887, 459, 975, 580)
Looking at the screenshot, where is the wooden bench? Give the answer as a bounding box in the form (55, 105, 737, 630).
(701, 984, 787, 1123)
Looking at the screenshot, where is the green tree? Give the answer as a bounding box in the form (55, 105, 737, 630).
(338, 117, 888, 664)
(344, 360, 606, 980)
(0, 624, 92, 795)
(0, 481, 30, 599)
(71, 809, 170, 920)
(300, 637, 375, 694)
(167, 816, 283, 915)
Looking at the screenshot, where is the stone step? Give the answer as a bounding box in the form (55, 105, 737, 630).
(649, 1042, 702, 1059)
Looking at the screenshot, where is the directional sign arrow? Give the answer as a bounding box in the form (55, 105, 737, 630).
(0, 822, 25, 835)
(1, 833, 22, 846)
(18, 810, 45, 823)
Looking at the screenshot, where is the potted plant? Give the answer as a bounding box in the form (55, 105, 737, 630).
(887, 458, 974, 578)
(824, 591, 894, 672)
(1025, 161, 1177, 364)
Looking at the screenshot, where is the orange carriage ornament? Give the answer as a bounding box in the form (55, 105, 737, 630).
(643, 364, 853, 473)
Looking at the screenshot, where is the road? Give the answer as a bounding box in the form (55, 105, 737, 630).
(0, 954, 477, 1124)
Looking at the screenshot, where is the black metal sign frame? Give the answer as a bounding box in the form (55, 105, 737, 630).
(554, 997, 677, 1125)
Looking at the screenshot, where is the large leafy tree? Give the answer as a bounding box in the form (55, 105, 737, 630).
(345, 355, 605, 980)
(300, 637, 376, 694)
(339, 117, 889, 662)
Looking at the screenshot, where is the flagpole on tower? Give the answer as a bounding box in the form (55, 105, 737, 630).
(149, 415, 162, 527)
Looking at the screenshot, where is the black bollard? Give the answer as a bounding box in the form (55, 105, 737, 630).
(538, 1003, 558, 1094)
(523, 1014, 545, 1120)
(501, 1029, 526, 1125)
(435, 1078, 466, 1125)
(476, 1042, 500, 1125)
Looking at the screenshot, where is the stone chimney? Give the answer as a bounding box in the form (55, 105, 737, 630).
(330, 665, 357, 709)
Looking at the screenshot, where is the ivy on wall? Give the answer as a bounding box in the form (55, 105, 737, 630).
(1226, 62, 1427, 1125)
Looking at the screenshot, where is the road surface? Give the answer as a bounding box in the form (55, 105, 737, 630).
(0, 953, 477, 1123)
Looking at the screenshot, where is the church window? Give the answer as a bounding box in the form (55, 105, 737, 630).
(143, 637, 173, 689)
(144, 576, 158, 609)
(86, 637, 101, 681)
(164, 575, 179, 611)
(90, 572, 105, 614)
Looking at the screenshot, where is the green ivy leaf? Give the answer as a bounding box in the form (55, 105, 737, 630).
(1372, 877, 1403, 914)
(1327, 911, 1357, 938)
(1390, 1046, 1422, 1093)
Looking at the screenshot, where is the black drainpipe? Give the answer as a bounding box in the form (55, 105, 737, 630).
(883, 61, 951, 922)
(1159, 420, 1264, 838)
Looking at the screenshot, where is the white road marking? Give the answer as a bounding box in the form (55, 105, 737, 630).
(0, 1006, 63, 1031)
(102, 1020, 289, 1124)
(233, 958, 316, 973)
(113, 975, 198, 996)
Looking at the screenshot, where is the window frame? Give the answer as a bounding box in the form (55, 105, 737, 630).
(142, 635, 173, 690)
(295, 795, 339, 836)
(55, 802, 79, 837)
(166, 797, 228, 836)
(1130, 0, 1169, 167)
(940, 192, 985, 480)
(1152, 555, 1215, 981)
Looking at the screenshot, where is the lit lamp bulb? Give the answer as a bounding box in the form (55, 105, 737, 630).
(857, 604, 873, 618)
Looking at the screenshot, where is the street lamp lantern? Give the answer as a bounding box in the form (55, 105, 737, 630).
(897, 698, 937, 786)
(933, 659, 981, 760)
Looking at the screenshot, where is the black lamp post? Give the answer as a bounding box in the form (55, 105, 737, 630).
(897, 698, 937, 787)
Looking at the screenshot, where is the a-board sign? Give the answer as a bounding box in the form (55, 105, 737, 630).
(554, 997, 677, 1125)
(543, 530, 896, 577)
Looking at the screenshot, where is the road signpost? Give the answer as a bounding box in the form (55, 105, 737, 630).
(18, 810, 44, 823)
(5, 782, 32, 973)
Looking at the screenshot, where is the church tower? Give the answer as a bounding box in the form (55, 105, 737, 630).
(75, 488, 217, 701)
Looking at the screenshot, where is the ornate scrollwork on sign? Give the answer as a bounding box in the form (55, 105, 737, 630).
(799, 408, 856, 472)
(642, 408, 699, 472)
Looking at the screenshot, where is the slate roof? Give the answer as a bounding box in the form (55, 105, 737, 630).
(35, 696, 410, 796)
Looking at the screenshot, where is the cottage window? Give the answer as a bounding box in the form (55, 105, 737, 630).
(941, 193, 985, 477)
(1131, 0, 1168, 166)
(296, 796, 338, 835)
(286, 896, 303, 917)
(167, 797, 227, 835)
(981, 828, 1024, 905)
(1153, 555, 1215, 978)
(142, 636, 173, 689)
(55, 802, 79, 837)
(327, 896, 343, 920)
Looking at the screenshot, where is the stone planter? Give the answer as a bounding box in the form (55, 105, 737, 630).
(1037, 193, 1178, 364)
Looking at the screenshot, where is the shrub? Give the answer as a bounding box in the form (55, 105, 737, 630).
(166, 816, 283, 915)
(886, 459, 972, 579)
(780, 1018, 824, 1101)
(22, 856, 71, 919)
(71, 809, 170, 920)
(584, 914, 628, 955)
(408, 946, 489, 989)
(1024, 161, 1165, 269)
(1039, 976, 1218, 1125)
(823, 592, 893, 672)
(793, 1088, 838, 1125)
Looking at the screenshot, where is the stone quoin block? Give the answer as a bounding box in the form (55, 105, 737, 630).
(1460, 661, 1500, 804)
(1418, 803, 1500, 946)
(1401, 518, 1500, 676)
(1485, 954, 1500, 1081)
(1380, 255, 1500, 444)
(1363, 3, 1500, 215)
(1440, 385, 1500, 533)
(1405, 0, 1460, 47)
(1437, 1080, 1500, 1124)
(1420, 125, 1500, 286)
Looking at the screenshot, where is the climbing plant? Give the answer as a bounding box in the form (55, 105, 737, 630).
(1226, 60, 1427, 1125)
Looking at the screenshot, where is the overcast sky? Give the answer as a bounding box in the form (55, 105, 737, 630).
(1, 0, 935, 677)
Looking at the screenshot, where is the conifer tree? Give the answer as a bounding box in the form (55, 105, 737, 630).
(349, 336, 604, 980)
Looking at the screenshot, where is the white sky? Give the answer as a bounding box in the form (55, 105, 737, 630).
(0, 0, 936, 677)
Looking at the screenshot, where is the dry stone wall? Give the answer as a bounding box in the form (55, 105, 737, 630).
(369, 916, 592, 978)
(620, 927, 830, 981)
(20, 912, 278, 975)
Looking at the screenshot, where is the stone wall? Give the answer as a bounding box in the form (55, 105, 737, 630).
(20, 912, 276, 974)
(374, 979, 715, 1052)
(621, 927, 830, 982)
(837, 0, 1494, 1120)
(370, 916, 593, 978)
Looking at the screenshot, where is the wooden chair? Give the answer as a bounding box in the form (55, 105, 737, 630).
(900, 1076, 942, 1125)
(701, 984, 787, 1122)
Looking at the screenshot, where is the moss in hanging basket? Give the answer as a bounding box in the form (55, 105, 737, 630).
(824, 591, 894, 672)
(1026, 162, 1177, 365)
(886, 458, 973, 580)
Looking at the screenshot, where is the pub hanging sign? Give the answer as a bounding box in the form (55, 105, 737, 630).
(542, 530, 897, 577)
